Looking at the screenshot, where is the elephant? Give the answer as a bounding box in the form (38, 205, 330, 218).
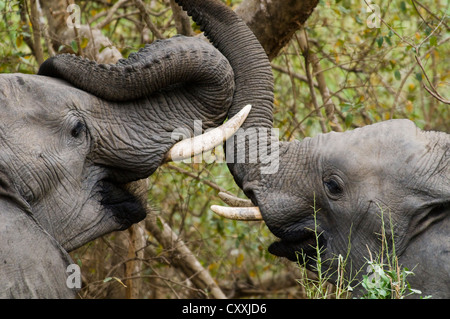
(215, 119, 449, 297)
(202, 2, 449, 299)
(0, 0, 258, 298)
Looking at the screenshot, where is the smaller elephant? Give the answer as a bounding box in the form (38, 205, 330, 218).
(213, 117, 449, 299)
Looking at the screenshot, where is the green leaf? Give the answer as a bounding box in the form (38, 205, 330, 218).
(355, 15, 363, 24)
(415, 72, 423, 82)
(70, 40, 78, 53)
(376, 36, 384, 48)
(345, 113, 353, 128)
(429, 35, 437, 47)
(394, 70, 401, 80)
(400, 1, 407, 13)
(384, 36, 392, 46)
(340, 102, 353, 113)
(338, 5, 350, 14)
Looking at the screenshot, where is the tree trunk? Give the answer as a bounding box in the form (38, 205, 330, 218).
(237, 0, 319, 60)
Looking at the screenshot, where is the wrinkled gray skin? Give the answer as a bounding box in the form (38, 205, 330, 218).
(257, 122, 449, 298)
(0, 0, 261, 298)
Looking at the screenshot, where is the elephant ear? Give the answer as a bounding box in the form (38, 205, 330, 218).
(0, 171, 77, 298)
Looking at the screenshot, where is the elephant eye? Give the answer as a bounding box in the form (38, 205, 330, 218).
(323, 178, 343, 197)
(71, 121, 86, 138)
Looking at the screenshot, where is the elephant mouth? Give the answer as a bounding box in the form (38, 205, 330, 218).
(59, 180, 148, 252)
(268, 226, 327, 263)
(99, 180, 147, 229)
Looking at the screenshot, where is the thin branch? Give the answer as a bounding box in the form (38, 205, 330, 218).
(95, 0, 129, 30)
(18, 0, 36, 56)
(165, 164, 232, 195)
(412, 0, 450, 31)
(366, 0, 450, 107)
(133, 0, 165, 39)
(169, 0, 194, 36)
(125, 224, 145, 299)
(271, 63, 316, 87)
(389, 66, 415, 119)
(410, 0, 433, 29)
(145, 212, 227, 299)
(422, 84, 450, 105)
(296, 30, 343, 132)
(415, 52, 449, 105)
(29, 0, 44, 65)
(296, 31, 328, 133)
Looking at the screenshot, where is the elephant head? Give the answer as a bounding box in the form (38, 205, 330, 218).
(220, 121, 449, 297)
(0, 0, 261, 297)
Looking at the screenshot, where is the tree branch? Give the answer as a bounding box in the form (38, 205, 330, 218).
(169, 0, 194, 36)
(95, 0, 129, 30)
(133, 0, 165, 40)
(236, 0, 319, 60)
(145, 212, 227, 299)
(297, 31, 328, 133)
(29, 0, 44, 65)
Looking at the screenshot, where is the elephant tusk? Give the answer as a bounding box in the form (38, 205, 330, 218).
(164, 104, 252, 162)
(218, 191, 253, 207)
(210, 205, 263, 221)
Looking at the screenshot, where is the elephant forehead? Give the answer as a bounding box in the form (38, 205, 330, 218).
(317, 120, 428, 173)
(0, 74, 83, 127)
(0, 73, 83, 111)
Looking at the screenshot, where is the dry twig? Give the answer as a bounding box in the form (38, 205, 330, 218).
(134, 0, 165, 39)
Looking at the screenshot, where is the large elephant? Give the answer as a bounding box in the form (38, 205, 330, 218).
(0, 0, 259, 298)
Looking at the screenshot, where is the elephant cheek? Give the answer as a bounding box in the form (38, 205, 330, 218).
(59, 182, 147, 252)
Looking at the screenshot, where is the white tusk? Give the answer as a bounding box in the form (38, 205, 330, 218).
(218, 191, 253, 207)
(210, 205, 263, 221)
(164, 104, 251, 162)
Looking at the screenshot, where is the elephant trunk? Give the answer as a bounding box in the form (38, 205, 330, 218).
(38, 35, 234, 115)
(174, 0, 276, 191)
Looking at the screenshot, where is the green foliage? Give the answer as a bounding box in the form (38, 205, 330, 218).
(295, 197, 355, 299)
(272, 0, 449, 136)
(359, 206, 430, 299)
(361, 261, 424, 299)
(295, 203, 430, 299)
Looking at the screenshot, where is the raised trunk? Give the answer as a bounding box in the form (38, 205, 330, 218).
(38, 0, 276, 193)
(38, 36, 234, 108)
(175, 0, 274, 127)
(175, 0, 275, 191)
